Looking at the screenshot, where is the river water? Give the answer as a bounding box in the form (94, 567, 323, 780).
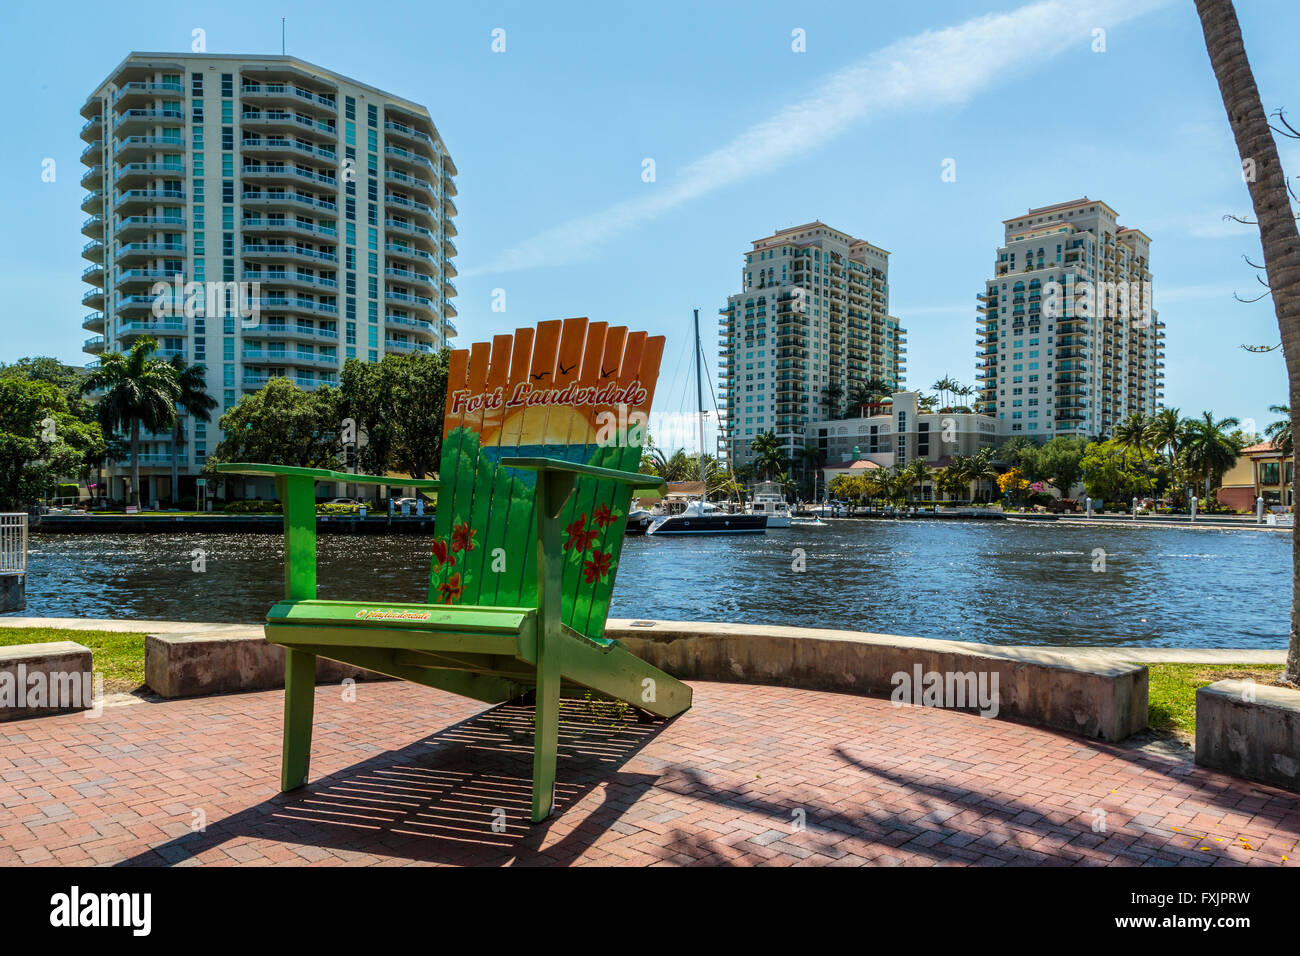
(12, 521, 1289, 649)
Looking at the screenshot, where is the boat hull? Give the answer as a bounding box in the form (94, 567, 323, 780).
(646, 513, 767, 535)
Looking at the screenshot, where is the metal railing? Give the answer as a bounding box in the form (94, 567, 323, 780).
(0, 514, 27, 574)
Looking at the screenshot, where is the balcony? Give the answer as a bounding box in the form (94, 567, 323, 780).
(243, 270, 338, 292)
(115, 267, 184, 287)
(81, 288, 104, 309)
(244, 322, 339, 343)
(241, 348, 340, 369)
(241, 243, 338, 265)
(383, 145, 434, 172)
(79, 114, 103, 142)
(114, 161, 184, 185)
(239, 110, 337, 139)
(115, 81, 184, 103)
(114, 187, 185, 212)
(118, 318, 186, 336)
(385, 241, 434, 263)
(80, 141, 102, 163)
(384, 218, 435, 246)
(384, 267, 435, 290)
(81, 262, 105, 285)
(241, 135, 337, 162)
(384, 193, 435, 220)
(115, 135, 184, 159)
(239, 82, 337, 114)
(80, 190, 104, 214)
(241, 217, 338, 240)
(383, 169, 436, 198)
(117, 241, 186, 261)
(83, 335, 105, 354)
(384, 314, 436, 336)
(80, 165, 104, 190)
(82, 240, 105, 263)
(241, 190, 336, 214)
(241, 164, 337, 187)
(383, 120, 435, 153)
(384, 338, 434, 354)
(251, 296, 338, 317)
(113, 108, 184, 132)
(82, 313, 105, 332)
(116, 215, 186, 237)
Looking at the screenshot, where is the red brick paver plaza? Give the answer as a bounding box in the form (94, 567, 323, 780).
(1, 681, 1297, 866)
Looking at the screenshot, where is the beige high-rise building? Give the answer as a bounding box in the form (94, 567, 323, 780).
(977, 198, 1165, 439)
(718, 222, 906, 467)
(79, 52, 458, 503)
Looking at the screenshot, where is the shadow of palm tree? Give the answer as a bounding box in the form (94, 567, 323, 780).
(118, 698, 675, 867)
(638, 739, 1292, 866)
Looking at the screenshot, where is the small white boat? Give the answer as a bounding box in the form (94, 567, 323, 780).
(789, 516, 827, 527)
(746, 490, 791, 528)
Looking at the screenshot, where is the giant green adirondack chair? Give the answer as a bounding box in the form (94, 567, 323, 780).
(216, 318, 690, 822)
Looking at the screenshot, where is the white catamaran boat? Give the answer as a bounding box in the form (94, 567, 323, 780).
(646, 499, 767, 535)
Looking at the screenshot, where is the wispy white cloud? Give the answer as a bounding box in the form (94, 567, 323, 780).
(466, 0, 1171, 277)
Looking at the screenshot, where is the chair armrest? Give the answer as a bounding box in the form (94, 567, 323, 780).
(214, 462, 440, 490)
(499, 457, 666, 495)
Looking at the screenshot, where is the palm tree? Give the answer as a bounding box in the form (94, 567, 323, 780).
(1180, 411, 1242, 502)
(1146, 406, 1183, 488)
(166, 356, 216, 507)
(750, 430, 787, 481)
(967, 447, 997, 502)
(1195, 0, 1300, 684)
(1266, 404, 1293, 457)
(795, 443, 826, 499)
(82, 337, 181, 509)
(917, 394, 939, 413)
(820, 383, 844, 420)
(1114, 412, 1153, 498)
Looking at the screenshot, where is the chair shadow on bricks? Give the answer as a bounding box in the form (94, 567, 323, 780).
(119, 697, 675, 867)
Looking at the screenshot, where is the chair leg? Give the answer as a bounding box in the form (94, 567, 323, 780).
(530, 653, 560, 823)
(281, 649, 316, 791)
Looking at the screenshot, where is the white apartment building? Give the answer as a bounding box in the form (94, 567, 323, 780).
(978, 198, 1165, 439)
(808, 391, 998, 471)
(79, 52, 458, 504)
(718, 222, 906, 467)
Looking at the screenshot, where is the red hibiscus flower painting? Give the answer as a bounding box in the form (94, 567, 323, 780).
(437, 572, 464, 604)
(582, 550, 612, 584)
(592, 504, 619, 529)
(564, 515, 598, 552)
(451, 521, 476, 553)
(430, 537, 453, 570)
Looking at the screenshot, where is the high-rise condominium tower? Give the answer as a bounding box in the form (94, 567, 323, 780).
(977, 198, 1164, 439)
(79, 52, 458, 503)
(718, 222, 906, 467)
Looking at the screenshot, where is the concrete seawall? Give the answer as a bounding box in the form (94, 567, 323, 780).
(608, 620, 1148, 741)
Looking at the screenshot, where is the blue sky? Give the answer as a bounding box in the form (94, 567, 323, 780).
(2, 0, 1297, 451)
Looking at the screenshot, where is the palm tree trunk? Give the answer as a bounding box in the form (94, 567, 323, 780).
(1196, 0, 1300, 682)
(130, 419, 141, 509)
(170, 418, 180, 508)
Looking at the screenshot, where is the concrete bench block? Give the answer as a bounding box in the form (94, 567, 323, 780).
(145, 630, 383, 699)
(0, 642, 94, 720)
(609, 619, 1147, 741)
(1196, 679, 1300, 791)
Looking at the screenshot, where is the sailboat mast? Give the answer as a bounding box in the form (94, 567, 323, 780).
(693, 308, 705, 462)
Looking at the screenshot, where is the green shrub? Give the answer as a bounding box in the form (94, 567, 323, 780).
(222, 500, 282, 514)
(316, 503, 360, 515)
(57, 483, 80, 499)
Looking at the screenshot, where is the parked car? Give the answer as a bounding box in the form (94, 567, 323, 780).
(323, 497, 361, 506)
